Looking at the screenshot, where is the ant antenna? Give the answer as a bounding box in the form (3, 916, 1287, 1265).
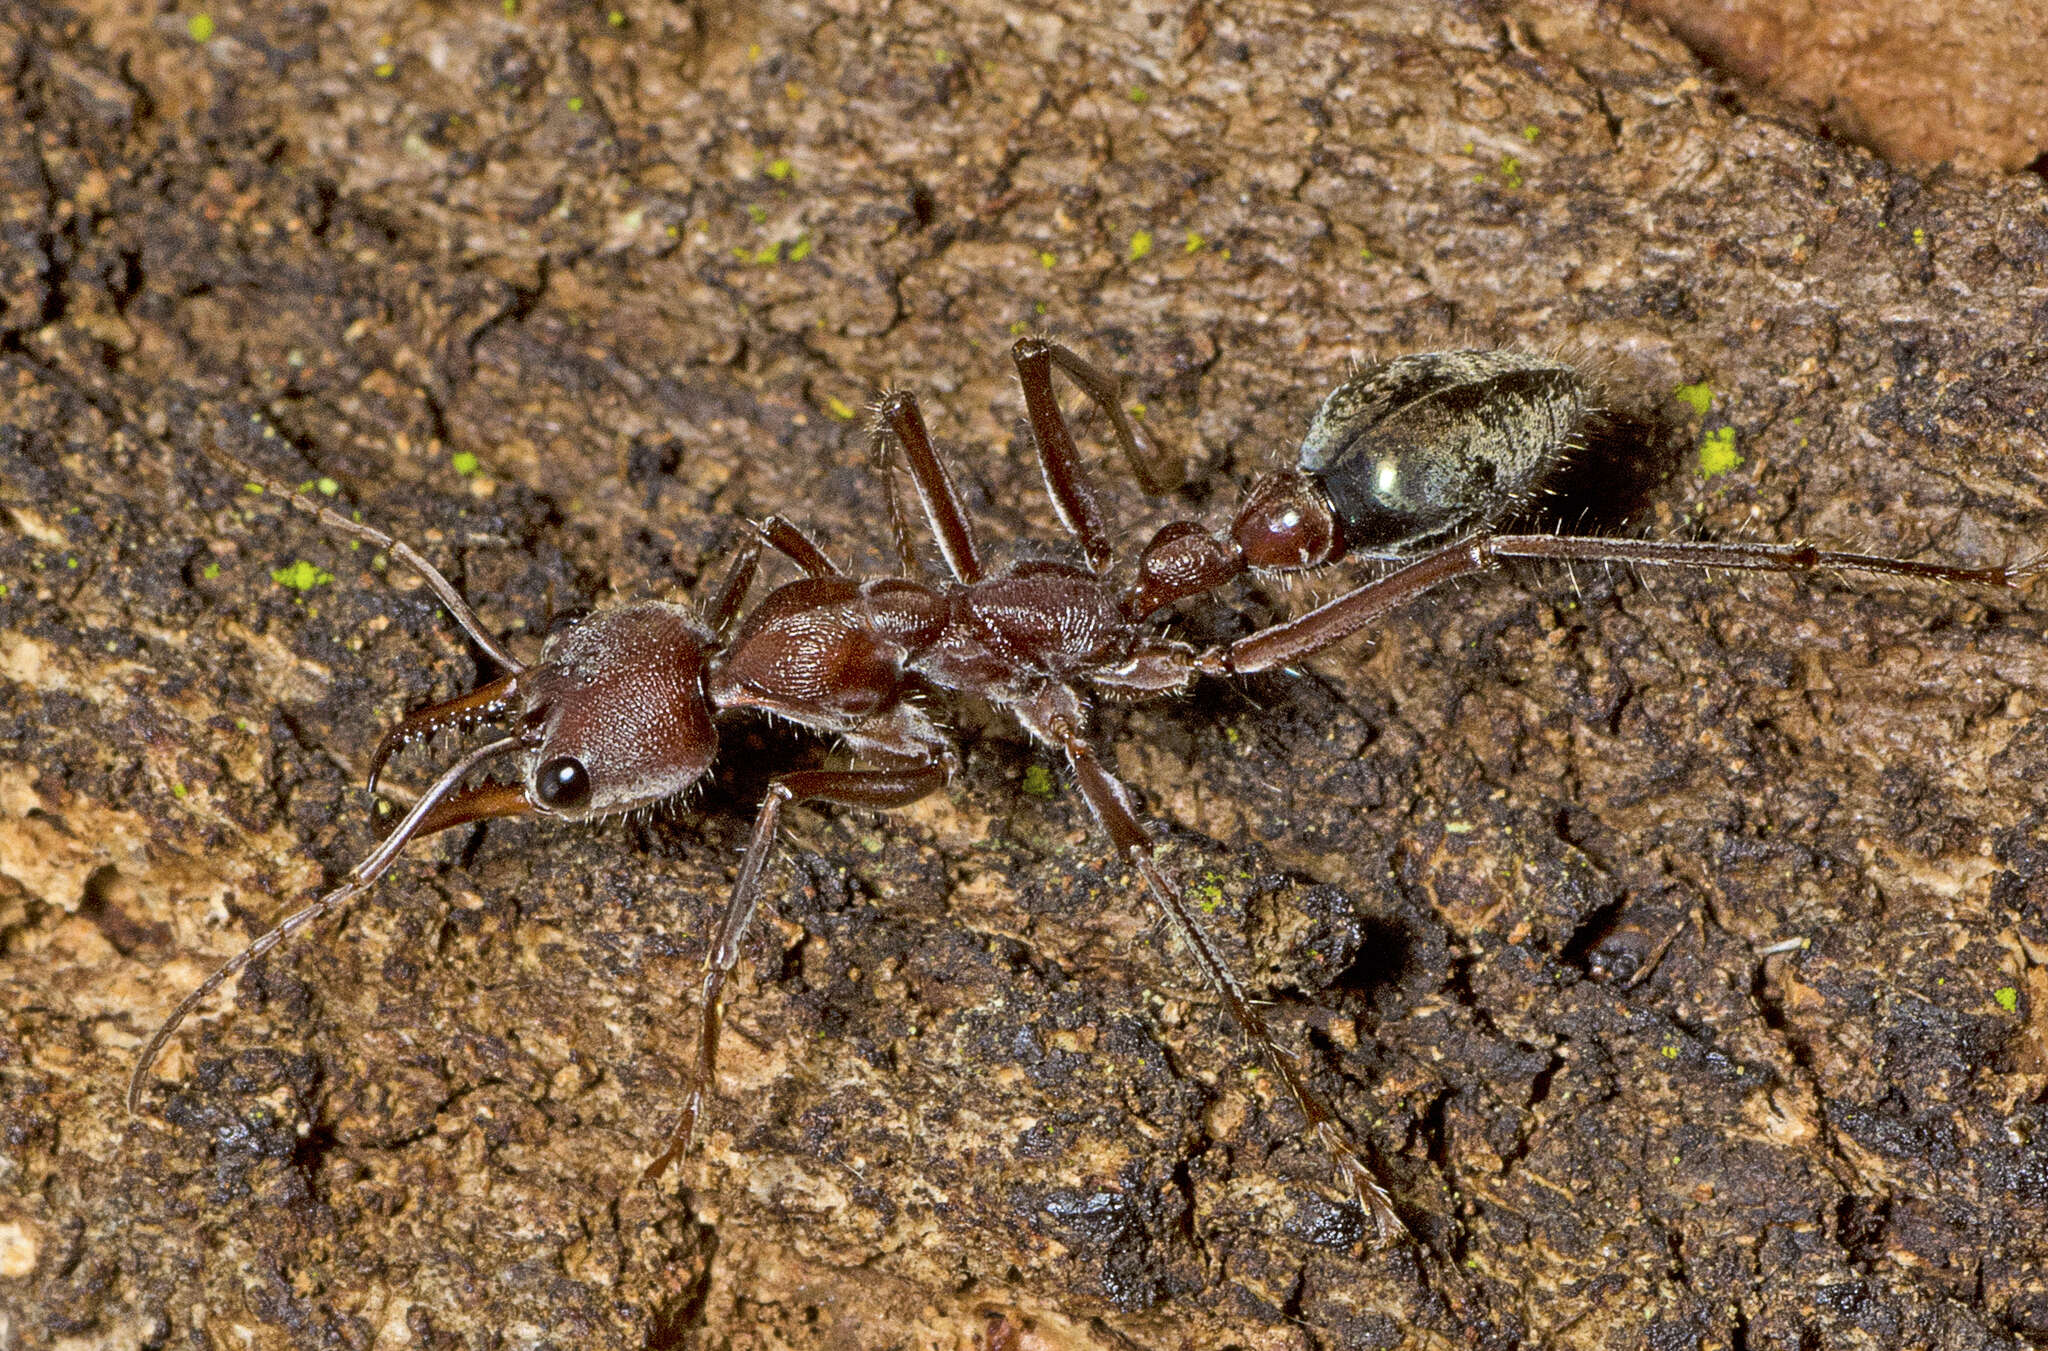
(201, 439, 527, 674)
(127, 733, 527, 1113)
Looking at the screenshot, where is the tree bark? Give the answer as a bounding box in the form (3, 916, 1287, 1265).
(4, 1, 2047, 1346)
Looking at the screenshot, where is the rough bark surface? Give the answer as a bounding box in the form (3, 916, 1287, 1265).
(1621, 0, 2048, 174)
(3, 2, 2048, 1348)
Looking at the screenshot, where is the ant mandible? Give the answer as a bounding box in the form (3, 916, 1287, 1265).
(130, 341, 2033, 1247)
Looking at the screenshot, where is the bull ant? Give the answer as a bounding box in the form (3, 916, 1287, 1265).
(130, 342, 2034, 1244)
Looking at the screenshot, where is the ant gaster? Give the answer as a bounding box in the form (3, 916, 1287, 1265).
(132, 340, 2033, 1246)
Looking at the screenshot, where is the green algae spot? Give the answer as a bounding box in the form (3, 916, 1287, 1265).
(1673, 381, 1713, 417)
(271, 560, 334, 592)
(1008, 319, 1029, 337)
(567, 95, 585, 112)
(608, 9, 625, 27)
(171, 782, 188, 799)
(1499, 155, 1523, 188)
(243, 481, 265, 495)
(316, 477, 339, 496)
(188, 13, 215, 41)
(451, 450, 481, 477)
(1039, 250, 1057, 269)
(1021, 765, 1057, 798)
(1127, 86, 1148, 104)
(201, 562, 221, 580)
(1697, 427, 1741, 478)
(1912, 226, 1926, 246)
(1996, 986, 2020, 1013)
(1128, 230, 1152, 262)
(374, 61, 396, 79)
(1521, 124, 1540, 142)
(1183, 231, 1204, 254)
(747, 203, 768, 224)
(1660, 1044, 1679, 1060)
(787, 233, 813, 262)
(827, 396, 857, 421)
(751, 240, 782, 265)
(765, 158, 792, 182)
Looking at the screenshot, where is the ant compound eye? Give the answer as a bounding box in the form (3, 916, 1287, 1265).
(534, 755, 592, 811)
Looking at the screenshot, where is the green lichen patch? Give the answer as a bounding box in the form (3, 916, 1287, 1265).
(271, 559, 335, 592)
(1673, 381, 1713, 417)
(1697, 427, 1741, 478)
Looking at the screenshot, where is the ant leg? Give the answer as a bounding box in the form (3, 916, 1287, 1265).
(1212, 532, 2036, 677)
(870, 390, 984, 584)
(1017, 689, 1406, 1246)
(644, 762, 949, 1180)
(201, 443, 524, 673)
(701, 515, 843, 637)
(756, 515, 841, 579)
(1011, 339, 1183, 573)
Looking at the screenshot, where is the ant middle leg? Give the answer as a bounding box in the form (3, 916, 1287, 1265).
(1010, 338, 1183, 523)
(644, 761, 948, 1180)
(1014, 685, 1407, 1246)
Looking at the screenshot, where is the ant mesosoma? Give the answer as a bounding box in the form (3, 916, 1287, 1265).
(131, 341, 2033, 1247)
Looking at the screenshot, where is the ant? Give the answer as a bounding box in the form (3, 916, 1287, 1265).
(130, 340, 2034, 1247)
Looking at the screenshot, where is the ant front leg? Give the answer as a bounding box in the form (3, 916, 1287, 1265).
(644, 762, 948, 1181)
(701, 515, 844, 636)
(1014, 685, 1407, 1247)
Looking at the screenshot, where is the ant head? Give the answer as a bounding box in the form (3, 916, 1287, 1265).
(1231, 471, 1345, 571)
(515, 601, 719, 820)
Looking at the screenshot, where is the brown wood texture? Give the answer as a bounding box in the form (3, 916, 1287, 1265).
(4, 1, 2048, 1346)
